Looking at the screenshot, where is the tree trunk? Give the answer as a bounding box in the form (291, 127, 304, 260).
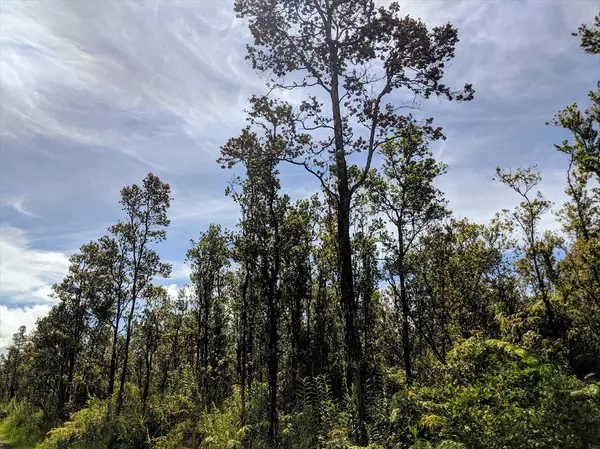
(327, 14, 366, 436)
(240, 262, 251, 422)
(267, 192, 281, 448)
(337, 192, 366, 443)
(267, 289, 279, 448)
(397, 230, 413, 386)
(62, 349, 77, 417)
(529, 230, 557, 336)
(314, 270, 326, 376)
(108, 303, 121, 397)
(142, 347, 154, 408)
(399, 270, 412, 386)
(117, 288, 137, 415)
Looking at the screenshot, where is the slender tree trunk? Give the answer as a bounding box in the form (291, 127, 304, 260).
(529, 229, 557, 335)
(337, 193, 366, 442)
(57, 365, 67, 418)
(195, 296, 203, 393)
(305, 258, 312, 379)
(160, 315, 181, 394)
(267, 288, 279, 448)
(413, 321, 446, 365)
(399, 271, 412, 386)
(397, 231, 413, 386)
(314, 270, 326, 376)
(240, 262, 251, 422)
(117, 278, 138, 414)
(267, 192, 281, 448)
(201, 288, 210, 398)
(108, 305, 121, 397)
(62, 349, 77, 417)
(247, 288, 256, 394)
(142, 347, 154, 408)
(9, 354, 20, 399)
(290, 285, 302, 385)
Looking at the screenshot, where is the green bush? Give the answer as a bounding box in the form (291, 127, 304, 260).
(152, 388, 247, 449)
(398, 338, 600, 449)
(39, 398, 113, 449)
(196, 389, 247, 449)
(39, 384, 147, 449)
(0, 399, 47, 448)
(280, 376, 369, 449)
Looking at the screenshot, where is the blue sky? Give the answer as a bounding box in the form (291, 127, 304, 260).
(0, 0, 598, 350)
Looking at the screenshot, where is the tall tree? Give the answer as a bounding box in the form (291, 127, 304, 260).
(546, 13, 600, 377)
(221, 119, 288, 446)
(3, 326, 27, 401)
(495, 167, 558, 336)
(408, 218, 519, 363)
(187, 224, 231, 406)
(233, 2, 474, 439)
(280, 199, 315, 391)
(134, 286, 170, 409)
(40, 243, 107, 417)
(550, 12, 600, 295)
(368, 123, 447, 384)
(351, 202, 381, 381)
(101, 235, 129, 399)
(111, 173, 172, 414)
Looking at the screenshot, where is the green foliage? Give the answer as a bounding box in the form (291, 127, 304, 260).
(0, 399, 46, 449)
(40, 398, 113, 449)
(152, 388, 248, 449)
(39, 385, 147, 449)
(402, 338, 600, 449)
(408, 425, 465, 449)
(197, 390, 248, 449)
(281, 376, 352, 448)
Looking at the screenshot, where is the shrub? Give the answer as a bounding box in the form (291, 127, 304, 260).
(400, 338, 600, 449)
(0, 399, 47, 448)
(40, 384, 147, 449)
(39, 398, 113, 449)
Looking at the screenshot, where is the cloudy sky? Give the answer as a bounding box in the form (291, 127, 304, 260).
(0, 0, 598, 350)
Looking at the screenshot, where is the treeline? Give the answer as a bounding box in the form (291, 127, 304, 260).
(1, 3, 599, 449)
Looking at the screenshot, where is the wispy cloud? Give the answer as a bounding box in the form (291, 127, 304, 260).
(1, 195, 36, 217)
(1, 0, 256, 173)
(170, 195, 239, 226)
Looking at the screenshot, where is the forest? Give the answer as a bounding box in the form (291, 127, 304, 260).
(0, 2, 599, 448)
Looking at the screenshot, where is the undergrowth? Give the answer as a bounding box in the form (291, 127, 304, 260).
(0, 399, 48, 449)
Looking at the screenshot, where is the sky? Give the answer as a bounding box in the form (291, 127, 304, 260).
(0, 0, 598, 351)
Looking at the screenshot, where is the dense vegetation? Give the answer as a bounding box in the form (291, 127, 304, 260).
(1, 3, 599, 448)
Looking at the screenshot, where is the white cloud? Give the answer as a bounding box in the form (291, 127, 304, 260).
(168, 261, 191, 282)
(438, 165, 568, 232)
(0, 304, 52, 352)
(0, 225, 71, 305)
(164, 283, 182, 302)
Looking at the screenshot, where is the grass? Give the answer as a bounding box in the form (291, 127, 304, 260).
(0, 422, 44, 448)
